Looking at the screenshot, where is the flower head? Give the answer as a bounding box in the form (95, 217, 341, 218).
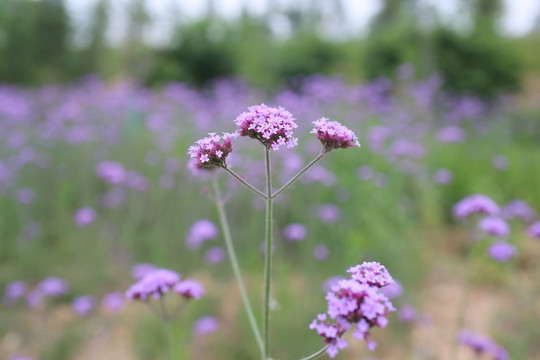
(3, 281, 27, 306)
(527, 221, 540, 239)
(74, 207, 96, 227)
(102, 292, 125, 313)
(311, 118, 360, 151)
(126, 269, 180, 301)
(283, 223, 307, 242)
(72, 295, 95, 316)
(453, 194, 499, 219)
(234, 104, 298, 151)
(478, 217, 510, 238)
(193, 316, 219, 335)
(311, 262, 395, 357)
(188, 132, 236, 169)
(458, 329, 509, 360)
(501, 200, 536, 223)
(487, 241, 517, 262)
(37, 277, 68, 297)
(173, 279, 205, 300)
(186, 219, 218, 250)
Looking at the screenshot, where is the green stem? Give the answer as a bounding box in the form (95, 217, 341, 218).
(223, 166, 268, 200)
(263, 147, 273, 359)
(272, 150, 326, 199)
(298, 345, 329, 360)
(165, 320, 174, 360)
(211, 175, 265, 357)
(449, 241, 475, 360)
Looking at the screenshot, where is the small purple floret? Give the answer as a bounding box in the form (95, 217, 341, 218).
(478, 217, 510, 238)
(487, 241, 517, 262)
(453, 194, 499, 219)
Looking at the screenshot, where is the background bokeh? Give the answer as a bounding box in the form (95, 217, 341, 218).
(1, 0, 540, 359)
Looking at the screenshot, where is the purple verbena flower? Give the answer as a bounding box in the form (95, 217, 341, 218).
(234, 104, 298, 151)
(488, 241, 517, 262)
(381, 280, 402, 299)
(492, 154, 508, 171)
(313, 244, 329, 260)
(186, 219, 218, 250)
(37, 277, 68, 297)
(398, 304, 417, 323)
(347, 262, 394, 288)
(501, 200, 536, 223)
(437, 126, 465, 143)
(102, 292, 125, 313)
(318, 204, 340, 223)
(26, 289, 43, 308)
(193, 315, 219, 335)
(72, 295, 95, 316)
(187, 132, 236, 169)
(528, 222, 540, 239)
(433, 169, 453, 185)
(311, 262, 395, 357)
(126, 269, 181, 301)
(283, 223, 307, 242)
(96, 161, 125, 184)
(453, 194, 499, 219)
(131, 263, 158, 280)
(204, 246, 226, 264)
(3, 281, 27, 306)
(74, 207, 96, 227)
(458, 329, 509, 360)
(311, 118, 360, 151)
(173, 279, 205, 300)
(478, 217, 510, 238)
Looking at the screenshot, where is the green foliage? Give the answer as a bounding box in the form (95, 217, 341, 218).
(433, 28, 522, 97)
(147, 20, 236, 87)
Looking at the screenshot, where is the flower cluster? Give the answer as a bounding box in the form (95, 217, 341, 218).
(458, 329, 509, 360)
(528, 222, 540, 239)
(188, 132, 236, 169)
(234, 104, 298, 150)
(125, 268, 205, 302)
(311, 118, 360, 151)
(478, 217, 510, 238)
(186, 219, 219, 250)
(310, 262, 395, 358)
(453, 194, 499, 219)
(488, 241, 517, 262)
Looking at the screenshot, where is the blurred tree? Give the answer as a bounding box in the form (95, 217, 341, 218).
(0, 0, 70, 84)
(124, 0, 151, 78)
(466, 0, 503, 36)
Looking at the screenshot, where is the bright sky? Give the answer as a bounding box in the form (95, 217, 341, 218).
(65, 0, 540, 45)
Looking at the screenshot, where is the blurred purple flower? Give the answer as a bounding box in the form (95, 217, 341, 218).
(173, 279, 205, 300)
(283, 223, 307, 242)
(478, 217, 510, 238)
(528, 222, 540, 239)
(437, 126, 465, 143)
(357, 165, 374, 181)
(381, 280, 402, 299)
(318, 204, 340, 224)
(96, 161, 125, 184)
(501, 200, 536, 223)
(186, 219, 218, 250)
(131, 263, 158, 280)
(204, 247, 226, 264)
(458, 329, 509, 360)
(102, 292, 125, 313)
(390, 140, 425, 159)
(37, 277, 68, 297)
(193, 316, 219, 335)
(492, 154, 508, 171)
(26, 290, 43, 308)
(453, 194, 499, 219)
(74, 207, 96, 227)
(72, 295, 95, 316)
(126, 268, 180, 301)
(313, 244, 329, 260)
(3, 281, 27, 306)
(16, 188, 35, 204)
(488, 241, 517, 262)
(398, 305, 417, 323)
(433, 169, 453, 185)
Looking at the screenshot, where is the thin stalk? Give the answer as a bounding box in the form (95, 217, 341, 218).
(448, 242, 475, 360)
(211, 175, 265, 357)
(298, 345, 329, 360)
(159, 297, 174, 360)
(223, 166, 268, 200)
(263, 147, 273, 359)
(272, 150, 326, 199)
